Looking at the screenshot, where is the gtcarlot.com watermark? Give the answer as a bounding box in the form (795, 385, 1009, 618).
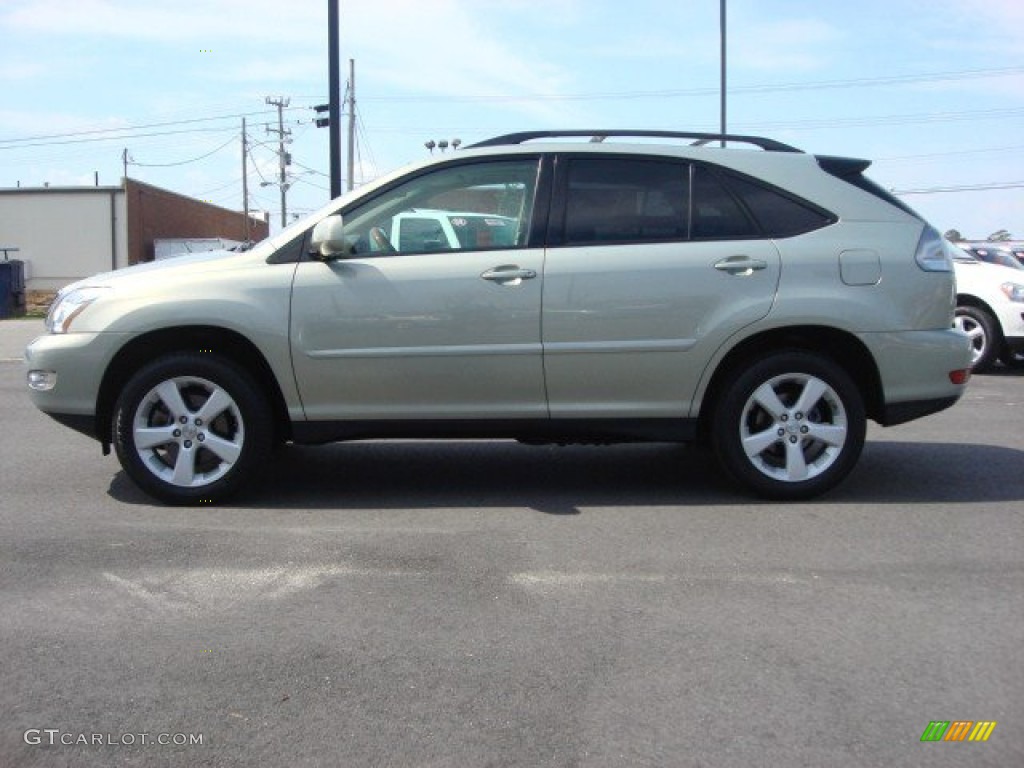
(24, 729, 203, 747)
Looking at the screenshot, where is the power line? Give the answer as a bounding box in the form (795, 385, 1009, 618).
(289, 159, 329, 178)
(292, 176, 330, 193)
(358, 65, 1024, 104)
(356, 112, 379, 185)
(0, 125, 241, 150)
(195, 175, 245, 197)
(742, 106, 1024, 132)
(877, 144, 1024, 163)
(0, 107, 306, 146)
(894, 181, 1024, 195)
(129, 135, 237, 168)
(4, 64, 1019, 152)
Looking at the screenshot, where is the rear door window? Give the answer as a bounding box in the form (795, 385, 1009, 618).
(561, 157, 689, 246)
(690, 165, 758, 240)
(555, 156, 834, 245)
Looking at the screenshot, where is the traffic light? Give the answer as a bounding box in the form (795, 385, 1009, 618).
(314, 103, 330, 128)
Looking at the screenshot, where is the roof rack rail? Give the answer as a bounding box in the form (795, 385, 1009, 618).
(467, 130, 803, 153)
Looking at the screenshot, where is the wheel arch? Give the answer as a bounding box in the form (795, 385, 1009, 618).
(96, 326, 291, 449)
(696, 325, 884, 441)
(955, 294, 1004, 340)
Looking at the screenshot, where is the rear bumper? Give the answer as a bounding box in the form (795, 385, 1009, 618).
(878, 395, 961, 427)
(860, 327, 971, 425)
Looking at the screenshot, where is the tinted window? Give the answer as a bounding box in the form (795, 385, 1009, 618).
(690, 166, 758, 240)
(563, 158, 689, 245)
(339, 159, 538, 256)
(267, 229, 308, 264)
(721, 172, 834, 237)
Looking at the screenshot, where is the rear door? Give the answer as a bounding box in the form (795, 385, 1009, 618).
(541, 155, 782, 418)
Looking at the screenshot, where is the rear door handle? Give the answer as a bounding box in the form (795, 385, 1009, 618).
(714, 256, 767, 276)
(481, 266, 537, 285)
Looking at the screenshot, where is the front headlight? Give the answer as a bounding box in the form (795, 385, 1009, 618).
(46, 286, 109, 333)
(1001, 282, 1024, 303)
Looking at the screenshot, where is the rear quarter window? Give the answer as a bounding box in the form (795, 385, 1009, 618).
(719, 171, 836, 238)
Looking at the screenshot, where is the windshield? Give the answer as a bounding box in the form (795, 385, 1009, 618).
(950, 244, 978, 263)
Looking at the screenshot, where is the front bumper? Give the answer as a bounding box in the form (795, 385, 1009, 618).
(24, 331, 132, 440)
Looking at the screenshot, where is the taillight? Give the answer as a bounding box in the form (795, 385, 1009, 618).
(949, 369, 970, 385)
(915, 225, 954, 272)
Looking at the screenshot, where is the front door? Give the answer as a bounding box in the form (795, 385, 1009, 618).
(290, 158, 547, 421)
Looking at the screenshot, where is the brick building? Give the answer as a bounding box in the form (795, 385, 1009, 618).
(0, 179, 269, 313)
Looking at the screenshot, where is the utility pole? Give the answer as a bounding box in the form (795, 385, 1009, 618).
(264, 97, 292, 227)
(347, 59, 356, 192)
(265, 96, 292, 228)
(241, 118, 250, 242)
(267, 96, 291, 227)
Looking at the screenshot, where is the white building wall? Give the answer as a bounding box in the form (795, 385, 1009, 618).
(0, 188, 128, 292)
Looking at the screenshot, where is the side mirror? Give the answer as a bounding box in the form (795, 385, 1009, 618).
(309, 214, 348, 261)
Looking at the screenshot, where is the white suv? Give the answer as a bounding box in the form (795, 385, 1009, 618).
(26, 130, 972, 504)
(952, 249, 1024, 371)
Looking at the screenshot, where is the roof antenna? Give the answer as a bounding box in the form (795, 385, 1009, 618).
(589, 135, 607, 143)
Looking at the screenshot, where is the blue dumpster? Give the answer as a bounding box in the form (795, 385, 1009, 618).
(0, 260, 26, 318)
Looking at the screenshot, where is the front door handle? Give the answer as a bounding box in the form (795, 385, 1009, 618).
(714, 256, 768, 276)
(481, 266, 537, 285)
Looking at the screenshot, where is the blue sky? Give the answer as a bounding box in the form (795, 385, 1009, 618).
(1, 0, 1021, 238)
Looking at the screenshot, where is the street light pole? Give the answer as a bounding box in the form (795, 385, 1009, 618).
(720, 0, 727, 147)
(328, 0, 342, 198)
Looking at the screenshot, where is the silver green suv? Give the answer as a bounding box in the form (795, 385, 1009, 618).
(25, 130, 972, 504)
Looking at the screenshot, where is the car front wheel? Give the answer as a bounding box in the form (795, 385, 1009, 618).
(711, 352, 866, 500)
(113, 353, 272, 505)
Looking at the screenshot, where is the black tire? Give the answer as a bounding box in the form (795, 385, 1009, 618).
(711, 352, 866, 500)
(113, 353, 272, 505)
(998, 347, 1024, 369)
(954, 305, 999, 373)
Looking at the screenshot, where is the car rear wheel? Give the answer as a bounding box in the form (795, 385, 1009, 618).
(954, 305, 998, 372)
(711, 352, 866, 500)
(113, 353, 272, 505)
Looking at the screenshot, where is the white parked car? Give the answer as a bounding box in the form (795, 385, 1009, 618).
(956, 243, 1024, 272)
(952, 250, 1024, 371)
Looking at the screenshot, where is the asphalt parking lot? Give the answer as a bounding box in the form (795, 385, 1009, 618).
(2, 317, 1022, 767)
